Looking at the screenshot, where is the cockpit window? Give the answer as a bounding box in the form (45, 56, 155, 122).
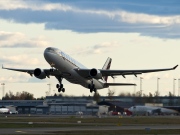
(47, 47, 55, 51)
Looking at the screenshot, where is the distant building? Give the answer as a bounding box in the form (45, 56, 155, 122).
(0, 100, 43, 114)
(45, 96, 98, 115)
(0, 96, 98, 114)
(0, 96, 179, 114)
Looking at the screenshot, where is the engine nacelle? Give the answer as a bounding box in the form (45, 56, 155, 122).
(34, 68, 46, 79)
(89, 68, 102, 79)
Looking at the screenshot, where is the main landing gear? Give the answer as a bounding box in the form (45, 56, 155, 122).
(88, 80, 97, 93)
(56, 84, 65, 93)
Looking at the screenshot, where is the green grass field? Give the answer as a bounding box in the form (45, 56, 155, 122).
(0, 115, 180, 124)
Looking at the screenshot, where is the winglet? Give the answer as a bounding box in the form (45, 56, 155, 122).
(173, 65, 178, 70)
(2, 64, 4, 69)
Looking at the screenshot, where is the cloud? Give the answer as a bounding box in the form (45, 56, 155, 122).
(0, 31, 50, 48)
(0, 0, 72, 11)
(141, 72, 174, 80)
(0, 55, 40, 66)
(0, 72, 48, 83)
(0, 1, 180, 38)
(0, 73, 29, 83)
(69, 41, 119, 55)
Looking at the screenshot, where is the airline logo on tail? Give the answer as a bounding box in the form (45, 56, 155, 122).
(102, 57, 112, 82)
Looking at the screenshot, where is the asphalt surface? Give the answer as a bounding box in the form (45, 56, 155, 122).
(1, 115, 180, 134)
(1, 125, 180, 134)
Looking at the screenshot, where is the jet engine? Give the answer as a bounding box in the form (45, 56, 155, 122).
(34, 68, 46, 79)
(89, 68, 102, 79)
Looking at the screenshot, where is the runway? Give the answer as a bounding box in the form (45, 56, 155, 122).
(1, 115, 180, 134)
(1, 125, 180, 134)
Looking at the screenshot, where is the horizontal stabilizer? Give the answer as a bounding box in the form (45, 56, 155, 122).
(105, 83, 136, 86)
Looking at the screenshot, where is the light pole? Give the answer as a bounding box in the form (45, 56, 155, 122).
(173, 79, 176, 96)
(134, 84, 136, 96)
(157, 78, 160, 96)
(47, 83, 51, 96)
(178, 79, 180, 97)
(53, 90, 55, 96)
(140, 77, 143, 96)
(1, 83, 5, 99)
(45, 91, 48, 96)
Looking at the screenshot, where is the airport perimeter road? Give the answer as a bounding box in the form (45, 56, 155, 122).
(1, 125, 180, 134)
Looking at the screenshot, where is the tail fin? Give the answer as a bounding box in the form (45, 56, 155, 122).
(102, 57, 112, 82)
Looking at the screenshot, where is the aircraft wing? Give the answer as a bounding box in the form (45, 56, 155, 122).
(75, 65, 178, 78)
(105, 83, 136, 86)
(2, 66, 34, 75)
(100, 65, 178, 77)
(2, 66, 60, 76)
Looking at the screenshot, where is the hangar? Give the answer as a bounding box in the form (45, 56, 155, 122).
(0, 96, 99, 114)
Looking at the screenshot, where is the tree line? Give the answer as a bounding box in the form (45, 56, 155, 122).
(1, 89, 176, 102)
(2, 91, 38, 100)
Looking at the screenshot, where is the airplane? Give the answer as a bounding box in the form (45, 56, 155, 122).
(6, 105, 18, 114)
(128, 105, 179, 115)
(0, 106, 10, 114)
(2, 47, 178, 93)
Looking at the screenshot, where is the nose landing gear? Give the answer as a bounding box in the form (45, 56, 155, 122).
(56, 77, 65, 93)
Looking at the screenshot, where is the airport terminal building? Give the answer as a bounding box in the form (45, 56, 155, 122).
(0, 96, 180, 114)
(0, 96, 99, 114)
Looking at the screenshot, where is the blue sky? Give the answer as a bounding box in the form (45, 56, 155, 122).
(0, 0, 180, 98)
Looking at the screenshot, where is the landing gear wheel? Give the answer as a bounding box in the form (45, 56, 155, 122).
(56, 83, 65, 93)
(89, 81, 96, 93)
(56, 77, 65, 93)
(90, 89, 93, 93)
(94, 88, 97, 93)
(58, 88, 61, 92)
(56, 84, 60, 88)
(62, 88, 65, 93)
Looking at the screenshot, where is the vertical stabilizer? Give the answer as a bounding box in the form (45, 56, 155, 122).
(102, 57, 112, 82)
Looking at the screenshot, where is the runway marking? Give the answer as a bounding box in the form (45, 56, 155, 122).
(16, 130, 27, 134)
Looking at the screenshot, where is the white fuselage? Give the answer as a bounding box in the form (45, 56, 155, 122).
(128, 105, 179, 115)
(0, 108, 9, 114)
(44, 47, 105, 89)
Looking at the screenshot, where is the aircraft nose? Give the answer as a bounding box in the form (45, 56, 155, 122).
(44, 48, 48, 56)
(44, 47, 59, 63)
(44, 48, 52, 61)
(44, 47, 51, 53)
